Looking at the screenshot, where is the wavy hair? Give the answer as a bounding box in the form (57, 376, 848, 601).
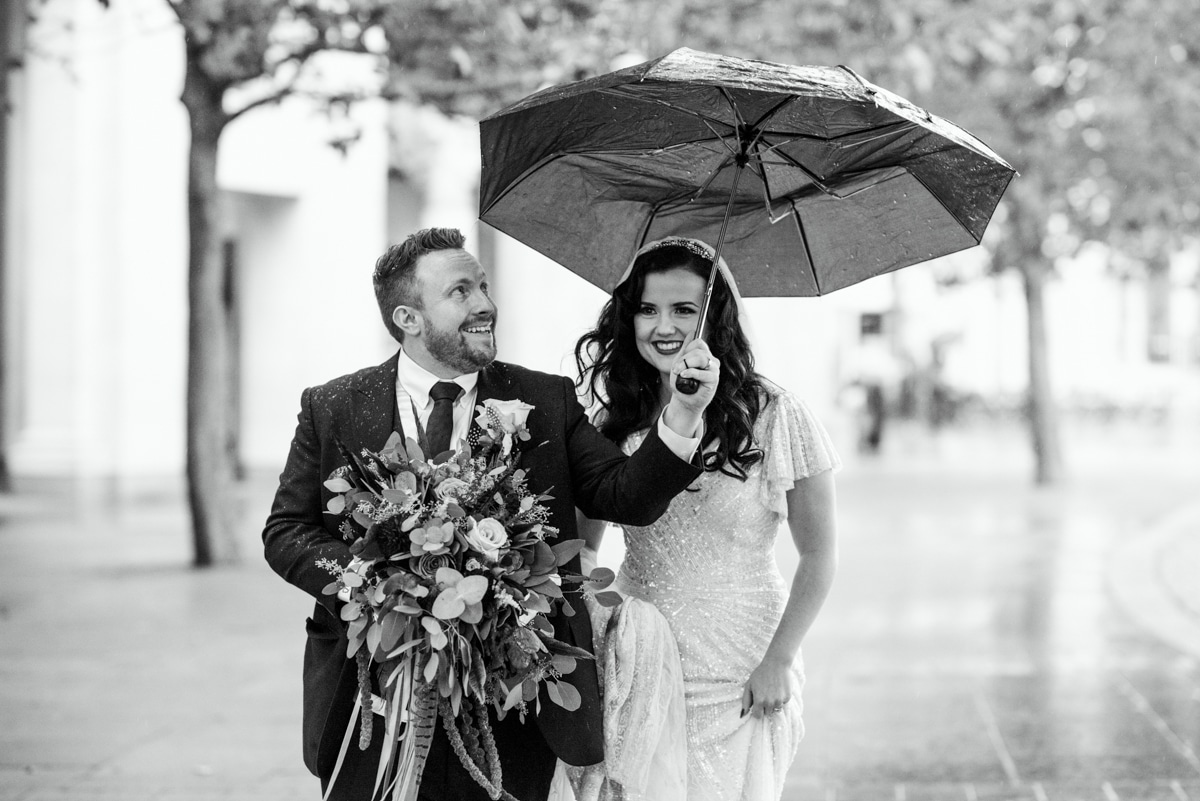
(574, 244, 766, 479)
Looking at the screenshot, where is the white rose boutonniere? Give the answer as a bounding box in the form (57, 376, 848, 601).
(476, 398, 535, 456)
(465, 517, 509, 562)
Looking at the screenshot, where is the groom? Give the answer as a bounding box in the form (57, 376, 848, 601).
(263, 227, 720, 801)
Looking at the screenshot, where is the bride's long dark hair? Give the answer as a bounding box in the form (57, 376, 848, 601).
(574, 243, 766, 480)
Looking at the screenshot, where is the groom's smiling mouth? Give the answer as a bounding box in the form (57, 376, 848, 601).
(463, 322, 494, 337)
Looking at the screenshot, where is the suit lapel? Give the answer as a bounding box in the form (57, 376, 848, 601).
(348, 351, 405, 451)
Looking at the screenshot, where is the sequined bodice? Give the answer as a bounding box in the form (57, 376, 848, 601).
(617, 429, 788, 682)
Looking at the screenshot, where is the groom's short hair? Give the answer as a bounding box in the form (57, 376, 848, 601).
(373, 227, 467, 342)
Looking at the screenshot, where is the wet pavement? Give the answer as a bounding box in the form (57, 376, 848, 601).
(785, 417, 1200, 801)
(1, 415, 1198, 801)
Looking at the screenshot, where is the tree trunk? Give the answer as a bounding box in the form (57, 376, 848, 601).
(223, 238, 244, 481)
(1021, 258, 1064, 485)
(0, 0, 14, 493)
(182, 60, 237, 566)
(1145, 256, 1171, 363)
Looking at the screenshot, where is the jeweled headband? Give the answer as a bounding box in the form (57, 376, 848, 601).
(640, 237, 716, 263)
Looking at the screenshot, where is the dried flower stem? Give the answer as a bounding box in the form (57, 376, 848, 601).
(440, 700, 521, 801)
(357, 650, 373, 749)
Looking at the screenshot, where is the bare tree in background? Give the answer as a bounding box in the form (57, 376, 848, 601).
(94, 0, 624, 565)
(0, 1, 14, 494)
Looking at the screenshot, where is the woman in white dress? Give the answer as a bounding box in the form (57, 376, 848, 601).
(566, 237, 840, 801)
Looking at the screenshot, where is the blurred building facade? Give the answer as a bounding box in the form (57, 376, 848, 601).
(3, 0, 1198, 487)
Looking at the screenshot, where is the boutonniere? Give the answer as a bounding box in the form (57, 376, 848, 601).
(474, 398, 535, 457)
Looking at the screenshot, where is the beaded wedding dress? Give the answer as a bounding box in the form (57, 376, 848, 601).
(560, 386, 840, 801)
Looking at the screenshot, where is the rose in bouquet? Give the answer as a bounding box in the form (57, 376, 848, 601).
(316, 398, 612, 801)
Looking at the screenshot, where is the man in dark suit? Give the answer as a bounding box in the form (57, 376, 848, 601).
(263, 227, 719, 800)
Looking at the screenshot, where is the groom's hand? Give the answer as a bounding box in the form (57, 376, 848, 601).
(663, 339, 720, 438)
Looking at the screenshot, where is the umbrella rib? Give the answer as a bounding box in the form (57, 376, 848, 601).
(905, 167, 981, 243)
(718, 86, 750, 130)
(789, 203, 823, 295)
(597, 87, 737, 133)
(481, 143, 729, 215)
(748, 95, 800, 131)
(689, 151, 738, 201)
(762, 146, 839, 197)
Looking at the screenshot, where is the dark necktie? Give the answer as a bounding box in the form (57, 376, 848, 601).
(426, 381, 463, 456)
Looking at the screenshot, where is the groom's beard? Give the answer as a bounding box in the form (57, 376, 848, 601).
(425, 314, 497, 373)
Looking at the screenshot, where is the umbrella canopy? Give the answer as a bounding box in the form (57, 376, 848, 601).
(479, 47, 1015, 297)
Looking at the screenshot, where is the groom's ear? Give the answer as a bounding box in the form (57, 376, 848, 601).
(393, 305, 422, 338)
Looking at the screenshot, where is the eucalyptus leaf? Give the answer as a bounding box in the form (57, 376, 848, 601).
(381, 489, 411, 505)
(457, 575, 489, 604)
(325, 496, 346, 515)
(553, 680, 581, 711)
(546, 680, 563, 707)
(551, 654, 577, 675)
(432, 592, 465, 621)
(541, 637, 593, 659)
(324, 477, 352, 493)
(594, 590, 624, 607)
(383, 431, 405, 453)
(503, 680, 524, 711)
(424, 652, 440, 683)
(586, 567, 616, 588)
(367, 622, 382, 655)
(460, 602, 483, 625)
(523, 592, 552, 614)
(551, 539, 586, 564)
(532, 541, 556, 572)
(534, 580, 563, 599)
(321, 581, 342, 596)
(385, 638, 422, 660)
(380, 612, 408, 652)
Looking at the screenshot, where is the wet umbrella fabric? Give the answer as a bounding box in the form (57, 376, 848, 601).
(479, 47, 1015, 297)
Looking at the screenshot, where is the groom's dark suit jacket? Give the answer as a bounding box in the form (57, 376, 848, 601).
(263, 353, 700, 798)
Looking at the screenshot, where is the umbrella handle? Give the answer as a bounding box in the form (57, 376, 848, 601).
(670, 155, 747, 397)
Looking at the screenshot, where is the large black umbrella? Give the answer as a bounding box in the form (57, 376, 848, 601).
(479, 47, 1015, 302)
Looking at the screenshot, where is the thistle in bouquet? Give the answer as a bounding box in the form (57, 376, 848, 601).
(316, 398, 606, 801)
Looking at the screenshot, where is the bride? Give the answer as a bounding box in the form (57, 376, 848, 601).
(564, 237, 840, 801)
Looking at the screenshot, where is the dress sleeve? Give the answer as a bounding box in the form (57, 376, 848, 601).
(758, 389, 842, 520)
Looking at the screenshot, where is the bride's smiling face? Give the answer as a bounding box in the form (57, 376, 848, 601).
(633, 266, 707, 382)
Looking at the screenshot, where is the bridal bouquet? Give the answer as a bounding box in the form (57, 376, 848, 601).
(317, 398, 602, 801)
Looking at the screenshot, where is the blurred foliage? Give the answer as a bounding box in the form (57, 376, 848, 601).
(571, 0, 1200, 276)
(159, 0, 622, 121)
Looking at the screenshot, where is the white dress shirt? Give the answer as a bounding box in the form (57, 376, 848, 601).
(395, 350, 479, 452)
(395, 350, 700, 461)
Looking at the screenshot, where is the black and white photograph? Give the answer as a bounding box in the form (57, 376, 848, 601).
(2, 1, 1198, 800)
